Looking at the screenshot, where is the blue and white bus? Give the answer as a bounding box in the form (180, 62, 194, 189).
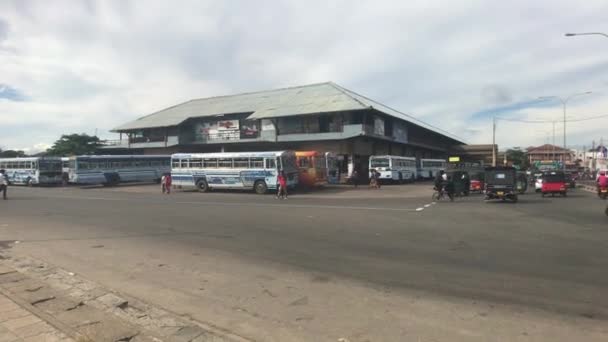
(369, 155, 417, 183)
(0, 157, 63, 185)
(171, 151, 299, 194)
(418, 159, 447, 179)
(66, 155, 170, 185)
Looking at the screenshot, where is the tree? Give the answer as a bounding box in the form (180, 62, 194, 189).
(0, 149, 26, 158)
(46, 134, 103, 156)
(506, 148, 529, 169)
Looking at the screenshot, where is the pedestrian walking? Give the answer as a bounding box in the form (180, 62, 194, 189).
(351, 169, 359, 188)
(369, 169, 377, 189)
(163, 173, 172, 194)
(161, 174, 167, 194)
(276, 170, 288, 199)
(0, 169, 8, 200)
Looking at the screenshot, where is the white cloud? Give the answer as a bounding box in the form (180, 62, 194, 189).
(0, 0, 607, 152)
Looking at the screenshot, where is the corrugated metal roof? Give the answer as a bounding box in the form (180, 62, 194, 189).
(112, 82, 366, 131)
(112, 82, 464, 143)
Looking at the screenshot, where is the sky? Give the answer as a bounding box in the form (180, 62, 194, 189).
(1, 0, 607, 153)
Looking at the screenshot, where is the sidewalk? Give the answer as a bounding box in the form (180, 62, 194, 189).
(0, 292, 73, 342)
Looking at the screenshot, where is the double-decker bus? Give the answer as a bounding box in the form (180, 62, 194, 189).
(369, 155, 417, 183)
(418, 159, 447, 179)
(171, 151, 298, 194)
(66, 155, 170, 185)
(295, 151, 328, 187)
(0, 157, 63, 185)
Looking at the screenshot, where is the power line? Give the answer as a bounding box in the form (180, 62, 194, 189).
(495, 113, 608, 123)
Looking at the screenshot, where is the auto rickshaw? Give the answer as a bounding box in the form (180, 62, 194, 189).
(469, 172, 484, 193)
(446, 170, 470, 196)
(484, 166, 518, 202)
(541, 171, 567, 197)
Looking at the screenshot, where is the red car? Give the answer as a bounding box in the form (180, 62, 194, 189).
(470, 179, 484, 193)
(541, 171, 567, 197)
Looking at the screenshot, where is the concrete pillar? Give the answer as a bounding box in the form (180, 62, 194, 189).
(348, 154, 355, 176)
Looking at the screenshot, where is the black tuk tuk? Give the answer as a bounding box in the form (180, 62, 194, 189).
(484, 166, 518, 202)
(446, 170, 470, 196)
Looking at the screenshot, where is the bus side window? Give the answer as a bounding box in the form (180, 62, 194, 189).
(218, 158, 233, 168)
(251, 158, 264, 169)
(234, 158, 249, 168)
(265, 158, 276, 169)
(180, 159, 189, 169)
(172, 159, 180, 168)
(190, 158, 202, 168)
(204, 159, 218, 168)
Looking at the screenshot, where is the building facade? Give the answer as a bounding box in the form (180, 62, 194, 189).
(526, 144, 574, 165)
(106, 82, 465, 177)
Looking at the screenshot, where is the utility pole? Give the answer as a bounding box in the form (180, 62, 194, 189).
(552, 121, 556, 162)
(592, 140, 596, 172)
(538, 92, 592, 170)
(492, 117, 496, 167)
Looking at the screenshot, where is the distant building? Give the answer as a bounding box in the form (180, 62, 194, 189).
(574, 145, 607, 171)
(105, 82, 465, 177)
(526, 144, 574, 166)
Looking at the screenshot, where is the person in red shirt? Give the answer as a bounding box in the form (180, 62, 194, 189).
(276, 170, 288, 199)
(164, 173, 172, 194)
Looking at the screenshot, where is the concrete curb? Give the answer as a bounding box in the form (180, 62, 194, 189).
(0, 272, 82, 341)
(1, 254, 251, 342)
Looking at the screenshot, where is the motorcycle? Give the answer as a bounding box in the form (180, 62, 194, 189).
(598, 185, 608, 200)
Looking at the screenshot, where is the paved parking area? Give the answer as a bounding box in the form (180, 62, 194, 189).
(0, 184, 607, 341)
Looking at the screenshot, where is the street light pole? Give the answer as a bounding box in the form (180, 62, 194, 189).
(538, 92, 592, 169)
(492, 117, 496, 167)
(565, 32, 608, 38)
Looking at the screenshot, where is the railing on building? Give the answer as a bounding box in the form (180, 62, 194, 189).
(129, 136, 166, 143)
(101, 139, 127, 147)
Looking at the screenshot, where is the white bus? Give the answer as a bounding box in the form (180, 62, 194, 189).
(0, 157, 63, 185)
(66, 155, 170, 185)
(171, 151, 299, 194)
(418, 159, 447, 179)
(369, 155, 417, 183)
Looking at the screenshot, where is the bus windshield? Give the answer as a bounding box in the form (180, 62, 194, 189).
(38, 160, 62, 172)
(370, 158, 390, 168)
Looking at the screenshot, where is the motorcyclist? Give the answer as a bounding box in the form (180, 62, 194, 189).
(434, 170, 444, 192)
(597, 171, 607, 196)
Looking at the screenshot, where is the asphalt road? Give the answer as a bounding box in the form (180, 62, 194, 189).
(0, 184, 607, 341)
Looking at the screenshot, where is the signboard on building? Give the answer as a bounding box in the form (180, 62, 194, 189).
(217, 120, 239, 131)
(240, 120, 259, 139)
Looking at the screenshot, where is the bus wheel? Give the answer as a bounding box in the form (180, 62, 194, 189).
(196, 180, 209, 193)
(254, 180, 268, 194)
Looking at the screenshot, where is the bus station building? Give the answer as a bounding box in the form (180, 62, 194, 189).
(107, 82, 466, 177)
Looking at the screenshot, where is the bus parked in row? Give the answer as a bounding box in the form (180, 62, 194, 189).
(369, 155, 417, 183)
(65, 155, 170, 185)
(171, 151, 298, 194)
(295, 151, 328, 187)
(0, 157, 63, 185)
(325, 152, 340, 184)
(418, 159, 447, 179)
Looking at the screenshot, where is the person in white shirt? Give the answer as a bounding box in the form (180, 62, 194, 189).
(0, 169, 8, 200)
